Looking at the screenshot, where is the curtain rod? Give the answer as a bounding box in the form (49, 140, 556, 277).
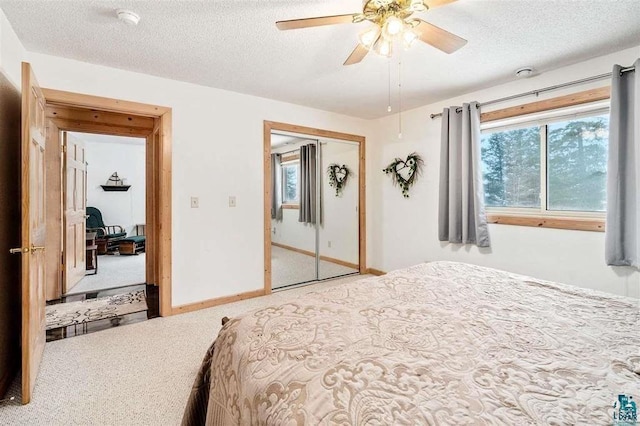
(429, 66, 635, 119)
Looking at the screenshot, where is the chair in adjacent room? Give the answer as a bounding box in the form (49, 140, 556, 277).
(86, 206, 127, 254)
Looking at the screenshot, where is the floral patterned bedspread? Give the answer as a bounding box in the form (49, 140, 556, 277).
(182, 261, 640, 425)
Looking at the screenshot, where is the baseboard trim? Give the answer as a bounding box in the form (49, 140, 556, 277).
(171, 289, 265, 315)
(366, 268, 386, 276)
(271, 242, 359, 270)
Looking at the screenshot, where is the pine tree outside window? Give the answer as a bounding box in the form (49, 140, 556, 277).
(282, 161, 300, 205)
(480, 102, 609, 219)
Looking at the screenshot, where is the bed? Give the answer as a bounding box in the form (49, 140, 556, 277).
(182, 261, 640, 425)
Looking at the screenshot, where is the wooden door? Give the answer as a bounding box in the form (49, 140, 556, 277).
(63, 132, 87, 293)
(20, 62, 47, 404)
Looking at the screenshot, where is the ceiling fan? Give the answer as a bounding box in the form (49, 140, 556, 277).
(276, 0, 467, 66)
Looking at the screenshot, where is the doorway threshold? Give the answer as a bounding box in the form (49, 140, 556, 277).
(46, 285, 149, 342)
(62, 282, 147, 299)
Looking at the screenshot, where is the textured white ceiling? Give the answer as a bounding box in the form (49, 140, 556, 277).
(2, 0, 640, 119)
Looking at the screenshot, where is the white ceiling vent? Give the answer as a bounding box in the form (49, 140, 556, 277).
(116, 9, 140, 26)
(515, 66, 535, 78)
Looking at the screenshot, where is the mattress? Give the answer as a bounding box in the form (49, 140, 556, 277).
(182, 261, 640, 425)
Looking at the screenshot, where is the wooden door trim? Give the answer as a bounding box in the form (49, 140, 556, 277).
(43, 91, 173, 317)
(263, 121, 367, 294)
(480, 86, 611, 123)
(41, 88, 170, 116)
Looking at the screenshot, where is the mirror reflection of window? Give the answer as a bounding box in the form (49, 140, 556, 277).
(282, 161, 299, 205)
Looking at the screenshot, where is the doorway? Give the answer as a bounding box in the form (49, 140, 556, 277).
(62, 132, 147, 296)
(263, 121, 366, 293)
(40, 90, 173, 318)
(41, 100, 171, 340)
(43, 131, 150, 340)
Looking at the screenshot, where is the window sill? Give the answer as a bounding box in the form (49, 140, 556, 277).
(282, 204, 299, 210)
(486, 214, 605, 232)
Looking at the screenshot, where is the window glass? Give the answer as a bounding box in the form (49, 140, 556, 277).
(282, 163, 299, 204)
(481, 125, 541, 208)
(547, 115, 609, 212)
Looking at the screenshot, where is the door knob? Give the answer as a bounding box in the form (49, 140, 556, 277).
(9, 245, 45, 254)
(9, 247, 29, 254)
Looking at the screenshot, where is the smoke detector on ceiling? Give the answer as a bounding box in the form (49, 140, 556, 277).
(515, 67, 535, 78)
(116, 9, 140, 26)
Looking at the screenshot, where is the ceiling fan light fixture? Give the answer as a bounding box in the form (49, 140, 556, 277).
(402, 30, 418, 49)
(375, 38, 393, 58)
(359, 27, 381, 50)
(409, 0, 427, 12)
(382, 16, 404, 39)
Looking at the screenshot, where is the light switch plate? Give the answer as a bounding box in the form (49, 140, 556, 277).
(229, 196, 236, 207)
(190, 197, 199, 208)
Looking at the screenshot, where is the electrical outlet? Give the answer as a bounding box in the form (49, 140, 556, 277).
(328, 241, 332, 248)
(190, 197, 199, 208)
(229, 196, 236, 207)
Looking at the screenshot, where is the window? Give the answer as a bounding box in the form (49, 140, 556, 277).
(481, 105, 609, 219)
(481, 125, 541, 208)
(282, 161, 299, 205)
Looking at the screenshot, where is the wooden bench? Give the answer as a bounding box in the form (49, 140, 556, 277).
(119, 235, 145, 255)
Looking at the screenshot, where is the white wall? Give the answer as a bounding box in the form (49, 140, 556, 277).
(21, 52, 374, 307)
(272, 208, 315, 253)
(77, 134, 146, 237)
(0, 8, 25, 87)
(370, 45, 640, 298)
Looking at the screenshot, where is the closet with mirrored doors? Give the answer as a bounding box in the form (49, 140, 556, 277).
(267, 124, 364, 291)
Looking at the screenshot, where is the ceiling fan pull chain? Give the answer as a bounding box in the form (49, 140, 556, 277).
(398, 55, 403, 139)
(387, 58, 392, 113)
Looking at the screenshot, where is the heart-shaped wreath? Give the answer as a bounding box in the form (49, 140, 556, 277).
(327, 163, 351, 196)
(383, 152, 424, 198)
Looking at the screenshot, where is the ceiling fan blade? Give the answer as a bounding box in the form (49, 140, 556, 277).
(424, 0, 458, 9)
(414, 19, 467, 53)
(343, 43, 370, 66)
(276, 14, 357, 30)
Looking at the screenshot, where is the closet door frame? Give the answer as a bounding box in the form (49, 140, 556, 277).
(263, 121, 366, 294)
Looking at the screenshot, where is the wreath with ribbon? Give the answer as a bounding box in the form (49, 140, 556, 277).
(327, 163, 351, 196)
(383, 152, 424, 198)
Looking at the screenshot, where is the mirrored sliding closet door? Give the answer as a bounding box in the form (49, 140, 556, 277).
(318, 140, 360, 280)
(270, 131, 360, 290)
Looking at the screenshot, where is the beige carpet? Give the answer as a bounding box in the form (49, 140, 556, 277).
(1, 274, 371, 425)
(66, 253, 146, 295)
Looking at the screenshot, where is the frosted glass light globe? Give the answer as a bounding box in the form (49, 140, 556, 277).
(383, 16, 404, 39)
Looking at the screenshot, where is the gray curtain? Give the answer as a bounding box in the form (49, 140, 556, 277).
(606, 59, 639, 267)
(438, 102, 491, 247)
(270, 153, 283, 221)
(299, 144, 317, 224)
